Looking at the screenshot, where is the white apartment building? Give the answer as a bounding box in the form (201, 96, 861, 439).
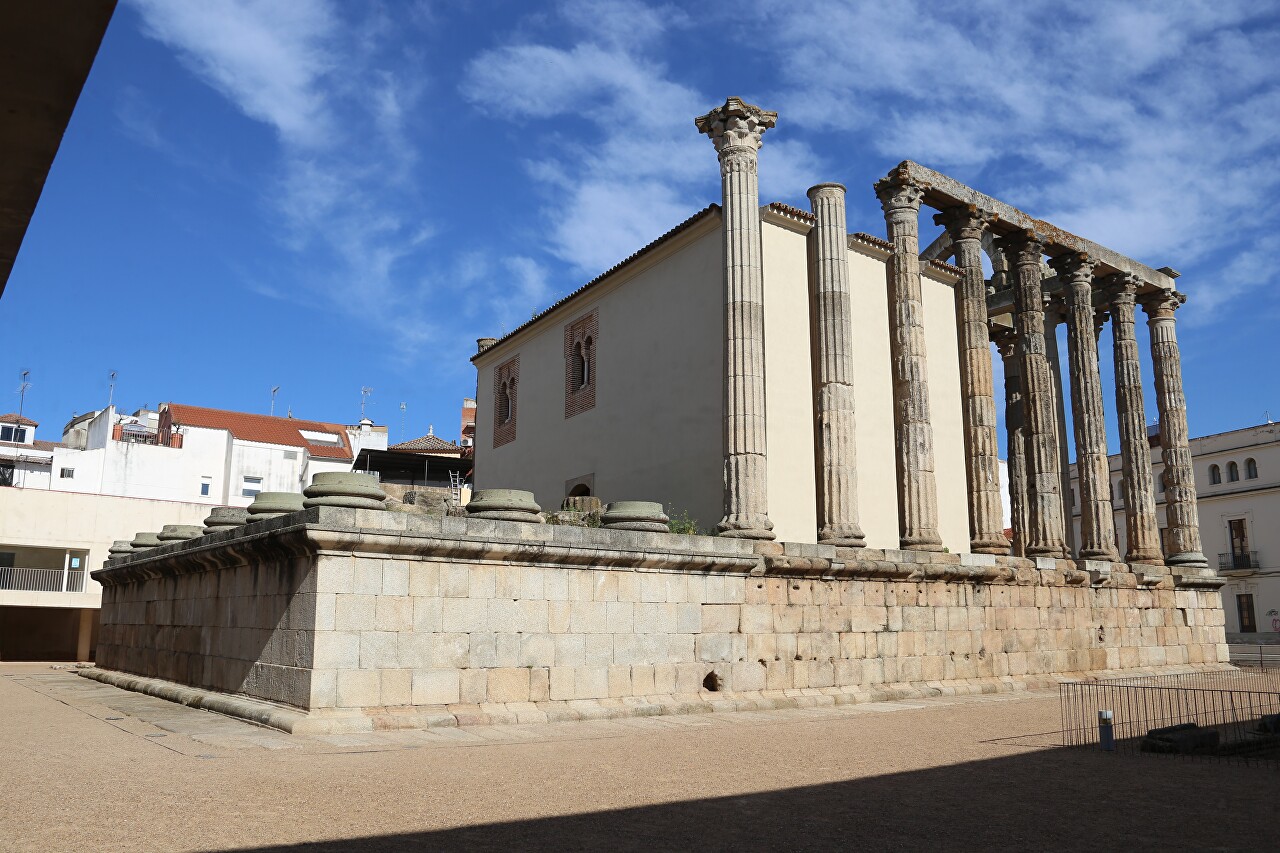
(0, 403, 387, 660)
(1069, 422, 1280, 637)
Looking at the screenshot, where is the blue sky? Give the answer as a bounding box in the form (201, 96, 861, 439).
(4, 0, 1279, 451)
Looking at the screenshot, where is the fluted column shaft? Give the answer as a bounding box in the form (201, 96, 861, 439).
(1051, 254, 1118, 560)
(1104, 274, 1163, 564)
(1042, 297, 1077, 556)
(993, 327, 1027, 557)
(1141, 290, 1207, 568)
(875, 170, 942, 551)
(808, 183, 865, 547)
(997, 231, 1068, 558)
(696, 98, 777, 540)
(936, 207, 1008, 554)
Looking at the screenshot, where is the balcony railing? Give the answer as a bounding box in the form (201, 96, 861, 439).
(0, 567, 86, 593)
(1218, 551, 1261, 570)
(110, 423, 183, 448)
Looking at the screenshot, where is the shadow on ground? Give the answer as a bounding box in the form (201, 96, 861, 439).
(228, 742, 1274, 853)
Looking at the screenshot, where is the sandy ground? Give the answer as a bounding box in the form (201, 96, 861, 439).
(1, 662, 1275, 852)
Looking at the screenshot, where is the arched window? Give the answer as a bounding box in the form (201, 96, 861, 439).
(1246, 458, 1258, 479)
(1209, 464, 1221, 485)
(582, 336, 593, 387)
(568, 483, 591, 497)
(497, 382, 512, 424)
(572, 342, 588, 390)
(1228, 461, 1240, 482)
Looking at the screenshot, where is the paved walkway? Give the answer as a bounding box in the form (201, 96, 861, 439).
(2, 663, 1274, 852)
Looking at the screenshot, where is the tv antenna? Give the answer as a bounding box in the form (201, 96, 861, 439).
(270, 385, 281, 417)
(399, 402, 406, 441)
(107, 370, 117, 409)
(17, 370, 31, 419)
(360, 386, 373, 418)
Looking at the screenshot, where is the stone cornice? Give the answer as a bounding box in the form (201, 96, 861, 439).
(886, 160, 1176, 291)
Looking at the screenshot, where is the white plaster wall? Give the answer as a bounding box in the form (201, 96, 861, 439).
(0, 487, 210, 606)
(475, 220, 725, 531)
(761, 221, 817, 544)
(846, 249, 900, 549)
(228, 440, 309, 506)
(921, 269, 971, 553)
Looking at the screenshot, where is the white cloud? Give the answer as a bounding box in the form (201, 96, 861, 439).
(755, 0, 1280, 320)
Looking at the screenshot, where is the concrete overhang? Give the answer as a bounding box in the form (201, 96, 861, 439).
(0, 0, 116, 299)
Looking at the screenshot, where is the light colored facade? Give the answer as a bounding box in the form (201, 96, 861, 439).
(0, 403, 389, 660)
(1070, 422, 1280, 635)
(472, 98, 1196, 567)
(472, 207, 969, 548)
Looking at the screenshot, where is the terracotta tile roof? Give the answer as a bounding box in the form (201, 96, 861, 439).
(0, 413, 38, 426)
(472, 205, 720, 362)
(766, 202, 816, 222)
(163, 403, 354, 460)
(389, 434, 464, 455)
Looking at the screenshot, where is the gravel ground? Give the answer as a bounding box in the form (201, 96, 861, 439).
(1, 663, 1274, 852)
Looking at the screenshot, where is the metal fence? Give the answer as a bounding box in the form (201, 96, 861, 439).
(1061, 669, 1280, 766)
(0, 566, 86, 593)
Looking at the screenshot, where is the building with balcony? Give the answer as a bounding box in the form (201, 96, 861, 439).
(1069, 421, 1280, 637)
(0, 402, 389, 660)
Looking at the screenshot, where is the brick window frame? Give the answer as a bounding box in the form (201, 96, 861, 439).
(564, 310, 598, 419)
(493, 355, 519, 448)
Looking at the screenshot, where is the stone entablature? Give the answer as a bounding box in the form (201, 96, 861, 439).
(87, 507, 1228, 734)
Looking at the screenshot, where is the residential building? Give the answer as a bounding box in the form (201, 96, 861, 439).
(0, 402, 388, 660)
(1069, 422, 1279, 635)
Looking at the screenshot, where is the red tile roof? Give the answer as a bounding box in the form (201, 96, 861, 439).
(389, 434, 464, 455)
(0, 413, 37, 426)
(162, 403, 354, 460)
(0, 439, 60, 452)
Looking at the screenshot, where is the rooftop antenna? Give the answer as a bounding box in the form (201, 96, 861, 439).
(270, 385, 281, 417)
(399, 402, 406, 442)
(1267, 410, 1273, 424)
(428, 423, 434, 436)
(17, 370, 31, 419)
(360, 386, 373, 419)
(107, 370, 117, 410)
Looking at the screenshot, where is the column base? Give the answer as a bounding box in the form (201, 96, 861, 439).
(1078, 547, 1120, 561)
(819, 524, 866, 548)
(970, 533, 1011, 555)
(899, 534, 944, 552)
(1165, 550, 1208, 569)
(1126, 552, 1166, 566)
(718, 515, 776, 541)
(1027, 545, 1069, 559)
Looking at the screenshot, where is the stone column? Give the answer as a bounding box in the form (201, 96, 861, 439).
(992, 326, 1027, 557)
(935, 206, 1008, 554)
(696, 97, 777, 540)
(996, 231, 1068, 558)
(1042, 295, 1077, 556)
(807, 183, 865, 547)
(1050, 254, 1118, 561)
(1141, 290, 1207, 569)
(874, 168, 943, 551)
(1103, 273, 1163, 564)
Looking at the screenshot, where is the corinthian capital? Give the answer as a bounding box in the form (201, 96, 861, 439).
(990, 324, 1017, 357)
(874, 168, 924, 217)
(1048, 252, 1097, 284)
(694, 97, 777, 156)
(933, 205, 994, 242)
(1100, 272, 1141, 307)
(994, 229, 1046, 267)
(1139, 288, 1186, 319)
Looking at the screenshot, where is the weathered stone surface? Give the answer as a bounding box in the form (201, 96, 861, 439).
(1050, 253, 1118, 561)
(303, 471, 387, 511)
(936, 206, 1007, 554)
(157, 524, 204, 542)
(203, 506, 249, 534)
(601, 501, 669, 533)
(996, 230, 1067, 558)
(129, 531, 162, 550)
(1103, 274, 1163, 565)
(466, 489, 544, 523)
(696, 97, 776, 541)
(992, 327, 1028, 557)
(809, 183, 866, 548)
(1140, 290, 1207, 569)
(1041, 295, 1077, 556)
(875, 167, 942, 551)
(247, 492, 306, 519)
(88, 507, 1228, 733)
